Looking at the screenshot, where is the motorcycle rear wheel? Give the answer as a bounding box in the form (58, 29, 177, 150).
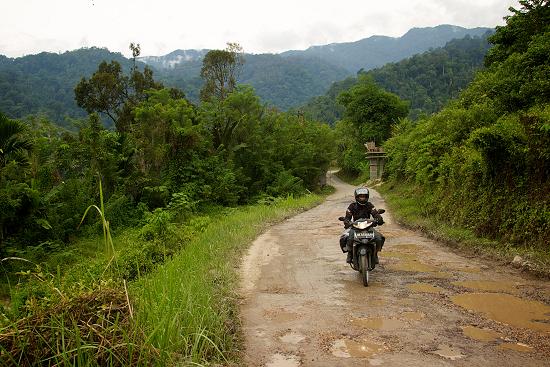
(360, 255, 369, 287)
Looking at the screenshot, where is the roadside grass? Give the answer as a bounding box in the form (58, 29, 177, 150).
(131, 193, 325, 365)
(0, 191, 328, 366)
(378, 182, 550, 277)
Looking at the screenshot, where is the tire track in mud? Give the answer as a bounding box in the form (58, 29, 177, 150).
(239, 175, 550, 367)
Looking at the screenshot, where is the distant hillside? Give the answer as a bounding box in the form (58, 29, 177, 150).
(0, 25, 493, 126)
(139, 49, 208, 69)
(153, 53, 350, 110)
(142, 25, 492, 109)
(298, 33, 493, 125)
(282, 24, 490, 72)
(0, 47, 137, 128)
(0, 47, 348, 124)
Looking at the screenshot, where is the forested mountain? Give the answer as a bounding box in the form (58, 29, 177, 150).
(0, 48, 136, 128)
(0, 25, 491, 127)
(145, 25, 491, 109)
(0, 47, 349, 124)
(299, 33, 493, 124)
(151, 54, 351, 109)
(281, 25, 490, 72)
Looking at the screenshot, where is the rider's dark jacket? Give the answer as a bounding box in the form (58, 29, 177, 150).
(345, 202, 383, 223)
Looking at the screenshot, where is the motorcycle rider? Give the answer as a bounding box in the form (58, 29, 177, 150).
(342, 187, 385, 264)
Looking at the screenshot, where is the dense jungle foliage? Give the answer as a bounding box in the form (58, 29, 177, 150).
(299, 33, 493, 125)
(0, 43, 335, 365)
(0, 44, 333, 280)
(0, 71, 333, 259)
(382, 0, 550, 248)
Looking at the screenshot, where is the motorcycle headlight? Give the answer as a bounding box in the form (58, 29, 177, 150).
(353, 221, 370, 230)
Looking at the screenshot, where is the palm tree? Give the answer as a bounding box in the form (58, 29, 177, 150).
(0, 112, 32, 169)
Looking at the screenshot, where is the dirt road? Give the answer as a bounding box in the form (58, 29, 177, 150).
(239, 174, 550, 367)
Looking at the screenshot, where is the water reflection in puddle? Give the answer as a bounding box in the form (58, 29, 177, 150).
(407, 283, 445, 293)
(462, 325, 503, 341)
(428, 272, 454, 279)
(401, 311, 425, 321)
(382, 251, 417, 260)
(387, 261, 439, 272)
(390, 244, 423, 252)
(352, 317, 406, 331)
(498, 343, 534, 353)
(452, 280, 520, 293)
(451, 293, 550, 332)
(330, 338, 386, 358)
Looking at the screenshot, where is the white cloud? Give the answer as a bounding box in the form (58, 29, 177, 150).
(0, 0, 520, 58)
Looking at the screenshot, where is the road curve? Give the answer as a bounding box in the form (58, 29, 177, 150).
(239, 174, 550, 367)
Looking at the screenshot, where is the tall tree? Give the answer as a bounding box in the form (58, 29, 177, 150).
(200, 43, 244, 101)
(485, 0, 550, 66)
(74, 43, 163, 131)
(337, 75, 409, 144)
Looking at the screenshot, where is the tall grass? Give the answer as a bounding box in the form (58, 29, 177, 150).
(0, 192, 326, 366)
(131, 194, 324, 365)
(78, 177, 115, 258)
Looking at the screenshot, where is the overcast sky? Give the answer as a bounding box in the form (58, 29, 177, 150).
(0, 0, 520, 58)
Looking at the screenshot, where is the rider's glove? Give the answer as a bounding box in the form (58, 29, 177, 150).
(376, 218, 384, 225)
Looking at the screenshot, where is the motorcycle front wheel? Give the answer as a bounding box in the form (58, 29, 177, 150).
(360, 255, 369, 287)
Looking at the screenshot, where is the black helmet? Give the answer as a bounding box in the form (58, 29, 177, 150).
(354, 187, 369, 205)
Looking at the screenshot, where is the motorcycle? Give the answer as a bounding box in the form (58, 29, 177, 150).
(338, 209, 385, 286)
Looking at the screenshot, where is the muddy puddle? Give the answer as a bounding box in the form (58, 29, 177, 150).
(498, 343, 534, 353)
(462, 325, 504, 341)
(388, 260, 439, 273)
(452, 280, 520, 293)
(382, 251, 417, 260)
(407, 283, 445, 293)
(352, 317, 407, 331)
(330, 338, 386, 358)
(444, 265, 482, 273)
(426, 271, 454, 279)
(401, 311, 425, 321)
(389, 243, 424, 252)
(451, 293, 550, 332)
(383, 244, 445, 273)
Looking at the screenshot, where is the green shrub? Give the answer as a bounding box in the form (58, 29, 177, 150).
(140, 208, 175, 241)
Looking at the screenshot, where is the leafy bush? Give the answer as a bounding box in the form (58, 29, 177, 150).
(382, 1, 550, 248)
(140, 208, 175, 241)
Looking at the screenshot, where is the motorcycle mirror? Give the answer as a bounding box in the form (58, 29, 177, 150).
(338, 217, 345, 221)
(377, 209, 385, 214)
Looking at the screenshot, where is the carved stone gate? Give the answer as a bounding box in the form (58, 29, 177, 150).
(364, 141, 386, 180)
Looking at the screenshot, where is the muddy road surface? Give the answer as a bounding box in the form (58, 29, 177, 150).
(239, 175, 550, 367)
